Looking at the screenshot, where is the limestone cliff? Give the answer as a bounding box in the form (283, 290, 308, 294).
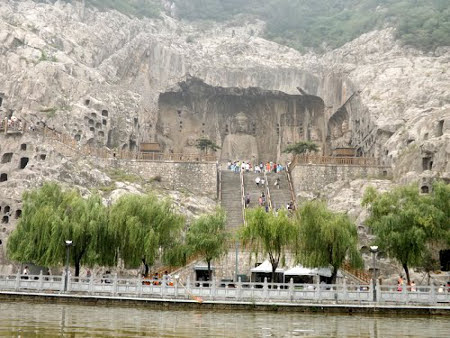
(0, 0, 449, 277)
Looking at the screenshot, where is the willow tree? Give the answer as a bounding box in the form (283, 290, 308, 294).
(294, 200, 363, 284)
(108, 194, 185, 272)
(186, 208, 229, 280)
(240, 207, 297, 283)
(7, 182, 110, 276)
(362, 183, 450, 284)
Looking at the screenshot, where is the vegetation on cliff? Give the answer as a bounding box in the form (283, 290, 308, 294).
(175, 0, 449, 52)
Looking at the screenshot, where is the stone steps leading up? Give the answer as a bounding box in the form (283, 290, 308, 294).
(220, 170, 244, 230)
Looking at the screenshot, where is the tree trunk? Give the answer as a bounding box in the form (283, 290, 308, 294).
(207, 260, 211, 283)
(402, 263, 411, 285)
(75, 259, 80, 278)
(271, 260, 278, 284)
(330, 266, 338, 285)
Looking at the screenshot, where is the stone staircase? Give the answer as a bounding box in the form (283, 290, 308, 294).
(243, 172, 266, 208)
(220, 170, 244, 230)
(266, 172, 293, 210)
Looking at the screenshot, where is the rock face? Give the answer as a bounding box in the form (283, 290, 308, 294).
(158, 77, 325, 162)
(0, 1, 449, 277)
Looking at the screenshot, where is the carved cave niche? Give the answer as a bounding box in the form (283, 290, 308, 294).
(84, 99, 90, 106)
(19, 157, 29, 169)
(421, 185, 430, 194)
(102, 119, 107, 126)
(20, 144, 27, 151)
(0, 173, 7, 182)
(129, 140, 137, 152)
(422, 157, 433, 171)
(327, 106, 350, 153)
(1, 216, 8, 224)
(360, 246, 370, 255)
(1, 153, 13, 164)
(15, 209, 21, 218)
(95, 122, 102, 129)
(4, 206, 10, 214)
(437, 120, 444, 137)
(40, 154, 46, 161)
(101, 110, 108, 117)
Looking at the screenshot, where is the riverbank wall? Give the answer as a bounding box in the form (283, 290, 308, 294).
(1, 292, 449, 316)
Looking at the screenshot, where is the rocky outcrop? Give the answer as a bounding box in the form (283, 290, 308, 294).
(0, 0, 448, 278)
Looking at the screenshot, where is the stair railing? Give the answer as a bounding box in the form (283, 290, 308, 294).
(285, 163, 297, 207)
(263, 171, 273, 211)
(217, 166, 222, 202)
(240, 169, 246, 225)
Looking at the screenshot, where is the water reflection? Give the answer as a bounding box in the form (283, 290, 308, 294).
(0, 301, 448, 337)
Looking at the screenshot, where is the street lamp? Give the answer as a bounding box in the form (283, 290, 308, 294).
(64, 240, 73, 292)
(370, 245, 378, 302)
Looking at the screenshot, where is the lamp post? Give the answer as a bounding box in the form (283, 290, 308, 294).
(64, 240, 73, 292)
(370, 245, 378, 302)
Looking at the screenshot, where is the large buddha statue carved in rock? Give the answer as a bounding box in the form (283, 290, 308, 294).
(221, 112, 259, 163)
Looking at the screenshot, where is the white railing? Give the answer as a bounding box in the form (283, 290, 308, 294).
(1, 272, 449, 305)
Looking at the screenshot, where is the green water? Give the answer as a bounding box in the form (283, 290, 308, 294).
(0, 301, 448, 337)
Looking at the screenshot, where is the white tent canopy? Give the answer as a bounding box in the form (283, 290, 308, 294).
(284, 265, 315, 276)
(251, 260, 284, 273)
(312, 267, 343, 278)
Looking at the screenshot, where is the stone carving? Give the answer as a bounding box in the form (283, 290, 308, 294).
(221, 112, 258, 162)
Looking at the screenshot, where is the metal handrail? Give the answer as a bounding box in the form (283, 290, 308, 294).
(240, 169, 246, 225)
(263, 171, 273, 211)
(285, 162, 296, 207)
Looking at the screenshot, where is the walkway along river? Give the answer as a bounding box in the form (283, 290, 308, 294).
(0, 273, 449, 314)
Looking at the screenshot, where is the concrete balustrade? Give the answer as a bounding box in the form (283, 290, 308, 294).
(1, 273, 449, 305)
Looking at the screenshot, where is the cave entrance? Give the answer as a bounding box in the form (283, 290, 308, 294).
(1, 216, 8, 224)
(437, 120, 444, 137)
(0, 173, 7, 182)
(440, 250, 450, 271)
(4, 206, 10, 214)
(129, 140, 137, 152)
(20, 157, 29, 169)
(422, 157, 433, 171)
(15, 209, 22, 218)
(421, 185, 429, 194)
(1, 153, 13, 164)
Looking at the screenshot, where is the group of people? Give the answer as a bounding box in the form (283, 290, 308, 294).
(226, 160, 285, 174)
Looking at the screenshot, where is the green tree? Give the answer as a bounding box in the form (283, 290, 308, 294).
(7, 183, 110, 276)
(195, 138, 221, 154)
(240, 208, 297, 282)
(282, 141, 319, 155)
(186, 208, 229, 280)
(294, 200, 363, 284)
(108, 193, 185, 271)
(362, 183, 450, 284)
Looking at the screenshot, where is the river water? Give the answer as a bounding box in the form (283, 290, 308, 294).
(0, 301, 448, 337)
